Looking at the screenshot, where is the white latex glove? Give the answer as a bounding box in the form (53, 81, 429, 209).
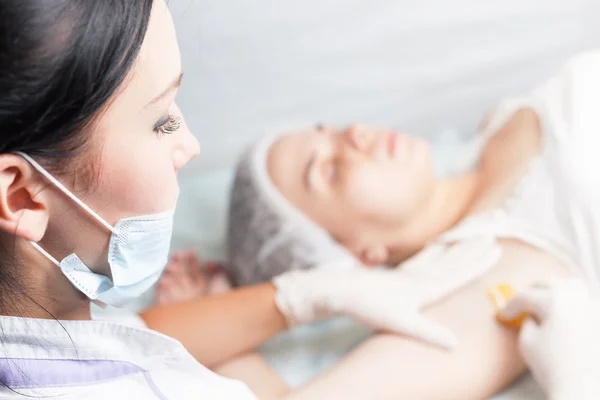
(273, 236, 502, 350)
(500, 277, 600, 399)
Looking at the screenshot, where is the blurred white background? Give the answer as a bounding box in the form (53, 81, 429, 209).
(165, 0, 600, 259)
(168, 0, 600, 174)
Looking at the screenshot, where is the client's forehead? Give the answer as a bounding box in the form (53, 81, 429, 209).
(268, 132, 309, 181)
(267, 130, 317, 204)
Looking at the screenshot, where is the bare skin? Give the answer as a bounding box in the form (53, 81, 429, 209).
(156, 252, 291, 399)
(157, 108, 571, 399)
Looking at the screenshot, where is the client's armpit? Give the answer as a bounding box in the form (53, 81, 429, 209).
(283, 239, 570, 400)
(487, 284, 530, 328)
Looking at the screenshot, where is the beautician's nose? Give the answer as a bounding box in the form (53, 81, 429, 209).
(344, 123, 371, 153)
(172, 118, 200, 171)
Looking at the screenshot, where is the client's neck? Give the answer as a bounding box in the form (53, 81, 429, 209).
(388, 172, 482, 264)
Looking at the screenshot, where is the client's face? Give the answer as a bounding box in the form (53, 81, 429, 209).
(267, 123, 435, 263)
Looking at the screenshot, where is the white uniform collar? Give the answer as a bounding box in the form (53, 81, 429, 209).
(0, 315, 186, 390)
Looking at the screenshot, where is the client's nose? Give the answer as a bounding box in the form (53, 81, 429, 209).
(344, 123, 371, 153)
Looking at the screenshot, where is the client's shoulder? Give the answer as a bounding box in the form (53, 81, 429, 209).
(466, 108, 542, 214)
(479, 108, 542, 180)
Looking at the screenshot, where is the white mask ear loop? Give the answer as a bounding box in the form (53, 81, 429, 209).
(29, 242, 60, 267)
(15, 152, 117, 234)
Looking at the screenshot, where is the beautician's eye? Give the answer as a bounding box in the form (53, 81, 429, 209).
(153, 113, 182, 135)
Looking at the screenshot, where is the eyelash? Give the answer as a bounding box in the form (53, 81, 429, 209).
(153, 113, 182, 136)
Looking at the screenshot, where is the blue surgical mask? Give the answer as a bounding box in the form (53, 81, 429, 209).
(17, 152, 176, 307)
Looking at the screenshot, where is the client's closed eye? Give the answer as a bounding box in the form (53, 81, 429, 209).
(325, 159, 339, 184)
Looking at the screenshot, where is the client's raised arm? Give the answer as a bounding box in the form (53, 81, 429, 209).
(283, 240, 570, 400)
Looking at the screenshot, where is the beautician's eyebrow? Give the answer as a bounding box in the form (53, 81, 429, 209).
(145, 72, 184, 107)
(304, 152, 316, 191)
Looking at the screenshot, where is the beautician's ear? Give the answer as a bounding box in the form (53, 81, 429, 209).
(357, 245, 389, 267)
(0, 154, 50, 241)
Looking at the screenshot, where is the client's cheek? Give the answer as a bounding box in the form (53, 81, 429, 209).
(348, 174, 394, 207)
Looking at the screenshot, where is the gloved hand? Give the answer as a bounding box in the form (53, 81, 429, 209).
(273, 236, 502, 350)
(500, 277, 600, 399)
